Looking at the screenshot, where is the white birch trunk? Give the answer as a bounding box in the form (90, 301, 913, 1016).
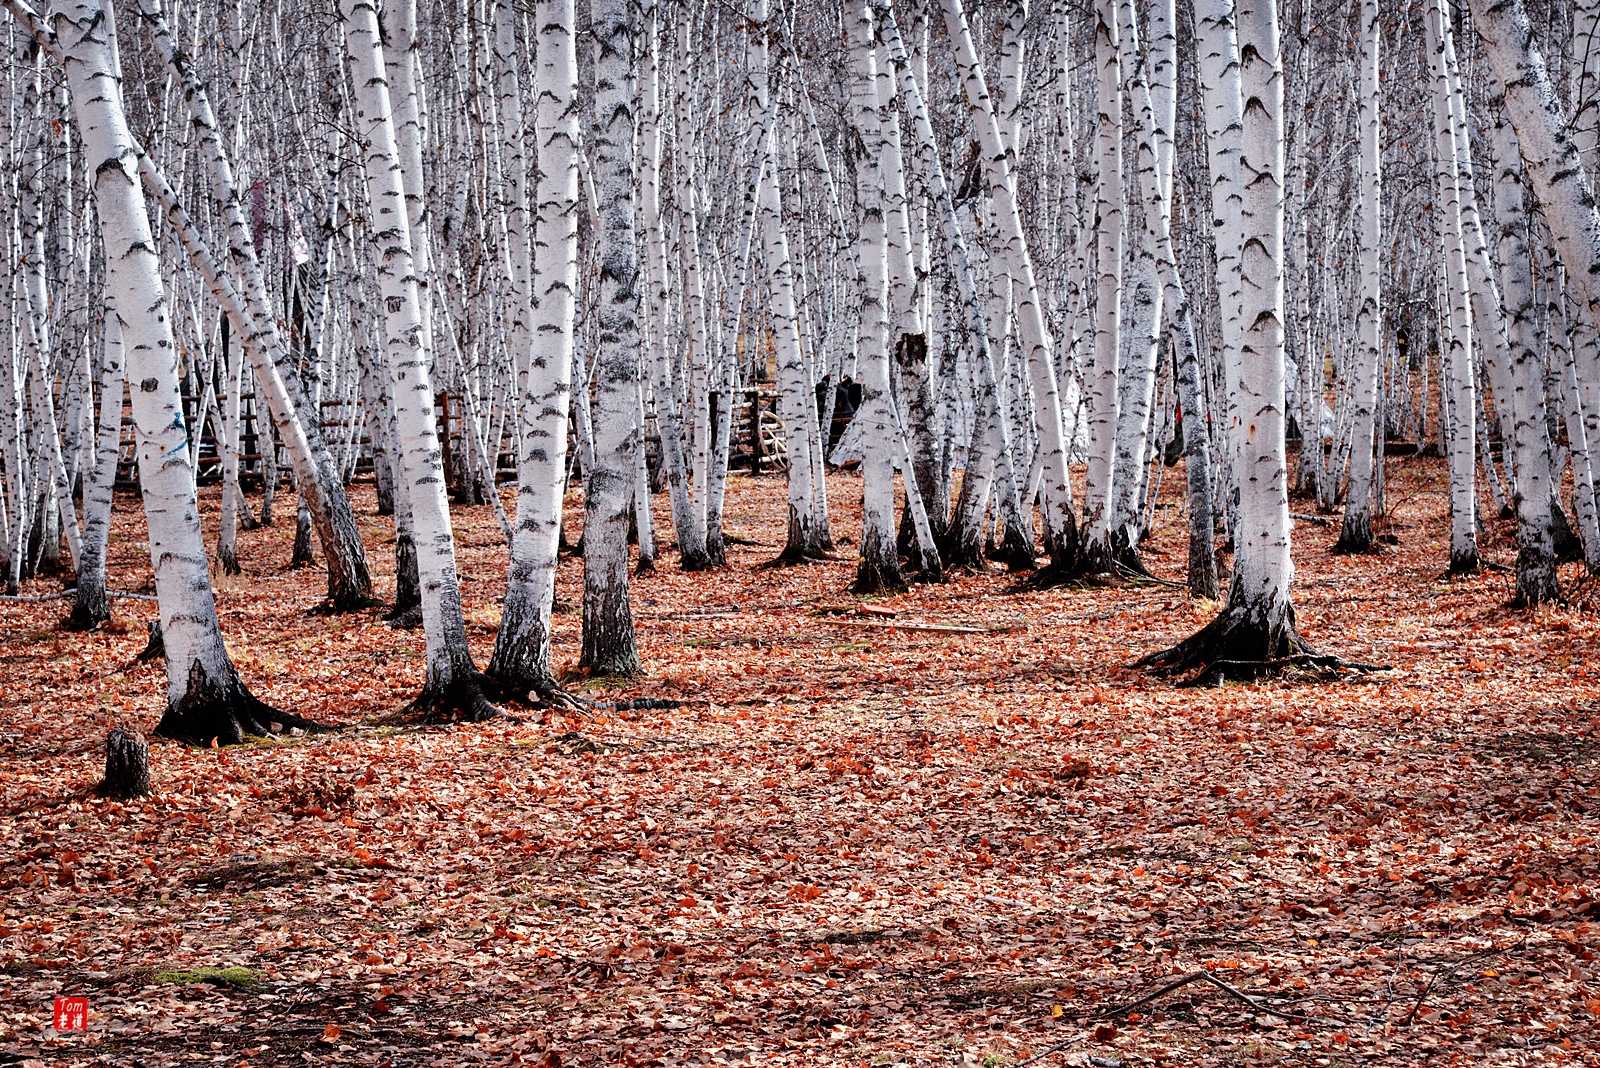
(1336, 0, 1383, 554)
(66, 296, 124, 630)
(490, 0, 580, 695)
(848, 0, 905, 592)
(639, 2, 705, 570)
(673, 12, 712, 542)
(939, 0, 1079, 571)
(36, 0, 293, 742)
(344, 0, 490, 716)
(1427, 0, 1480, 573)
(1082, 0, 1123, 572)
(580, 0, 642, 674)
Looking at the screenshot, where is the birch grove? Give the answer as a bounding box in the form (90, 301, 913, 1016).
(10, 0, 1600, 720)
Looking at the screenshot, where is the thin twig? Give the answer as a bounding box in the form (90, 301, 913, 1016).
(1010, 1039, 1076, 1067)
(1400, 941, 1521, 1026)
(1097, 970, 1323, 1024)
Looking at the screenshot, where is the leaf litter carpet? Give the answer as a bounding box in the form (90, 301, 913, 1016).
(0, 457, 1596, 1066)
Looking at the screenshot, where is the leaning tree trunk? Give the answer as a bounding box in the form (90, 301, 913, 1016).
(1335, 0, 1383, 555)
(343, 0, 495, 720)
(1119, 0, 1217, 597)
(137, 0, 375, 613)
(874, 0, 1028, 574)
(940, 0, 1078, 574)
(35, 0, 306, 744)
(580, 0, 643, 675)
(66, 297, 125, 631)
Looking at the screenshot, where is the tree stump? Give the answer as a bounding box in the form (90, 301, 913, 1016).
(98, 728, 151, 800)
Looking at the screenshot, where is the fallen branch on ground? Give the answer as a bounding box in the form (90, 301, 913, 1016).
(0, 588, 159, 603)
(826, 618, 1022, 635)
(1096, 969, 1324, 1024)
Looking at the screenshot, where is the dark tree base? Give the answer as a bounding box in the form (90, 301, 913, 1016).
(385, 603, 423, 630)
(852, 557, 908, 596)
(1553, 502, 1585, 564)
(137, 621, 166, 663)
(1331, 510, 1375, 555)
(483, 668, 584, 713)
(155, 660, 326, 746)
(1447, 546, 1481, 576)
(403, 671, 513, 725)
(1018, 561, 1082, 591)
(679, 548, 712, 572)
(636, 555, 657, 575)
(1511, 549, 1561, 609)
(63, 597, 109, 633)
(994, 522, 1035, 573)
(941, 549, 996, 576)
(290, 511, 314, 569)
(219, 548, 242, 577)
(97, 728, 152, 800)
(1134, 596, 1387, 687)
(311, 592, 384, 616)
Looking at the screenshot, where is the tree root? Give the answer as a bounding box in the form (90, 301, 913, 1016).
(384, 603, 423, 630)
(759, 550, 853, 569)
(155, 660, 328, 746)
(310, 593, 385, 616)
(852, 557, 908, 595)
(483, 670, 586, 714)
(403, 671, 520, 726)
(994, 522, 1035, 572)
(1016, 561, 1088, 591)
(1133, 598, 1390, 686)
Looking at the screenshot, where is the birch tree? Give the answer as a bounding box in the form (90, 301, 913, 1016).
(1334, 0, 1383, 555)
(581, 0, 642, 674)
(847, 0, 905, 593)
(1139, 0, 1340, 680)
(1426, 0, 1480, 575)
(344, 0, 497, 719)
(488, 0, 582, 700)
(17, 0, 310, 743)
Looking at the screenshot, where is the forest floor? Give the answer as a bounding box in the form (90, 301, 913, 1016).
(0, 455, 1597, 1067)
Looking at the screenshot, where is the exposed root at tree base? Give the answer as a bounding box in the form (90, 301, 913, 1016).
(1111, 545, 1160, 579)
(155, 662, 329, 747)
(384, 603, 423, 630)
(852, 559, 908, 596)
(61, 602, 109, 633)
(483, 671, 586, 714)
(1133, 601, 1390, 686)
(759, 546, 844, 569)
(1016, 561, 1095, 591)
(309, 593, 384, 616)
(403, 672, 519, 726)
